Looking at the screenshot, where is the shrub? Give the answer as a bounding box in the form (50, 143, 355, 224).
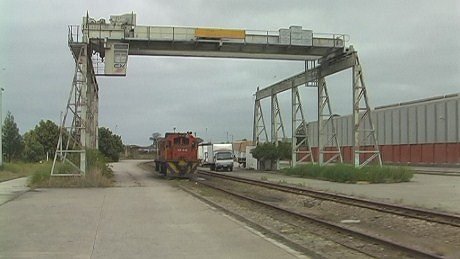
(280, 164, 413, 184)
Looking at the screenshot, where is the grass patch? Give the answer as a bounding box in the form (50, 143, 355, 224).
(280, 164, 413, 184)
(28, 150, 114, 188)
(0, 162, 52, 182)
(29, 168, 113, 188)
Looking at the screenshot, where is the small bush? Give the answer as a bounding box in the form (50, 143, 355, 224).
(280, 164, 413, 184)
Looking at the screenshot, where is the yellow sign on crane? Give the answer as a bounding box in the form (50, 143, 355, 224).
(195, 28, 246, 39)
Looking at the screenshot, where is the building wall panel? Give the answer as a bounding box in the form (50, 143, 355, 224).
(337, 117, 348, 146)
(400, 145, 411, 163)
(391, 109, 400, 144)
(417, 105, 426, 143)
(446, 100, 458, 142)
(446, 143, 460, 163)
(435, 102, 447, 142)
(343, 146, 352, 162)
(393, 145, 401, 163)
(347, 116, 353, 146)
(303, 94, 459, 164)
(340, 117, 347, 146)
(381, 145, 393, 162)
(421, 144, 434, 163)
(400, 107, 409, 144)
(426, 104, 436, 143)
(408, 106, 418, 144)
(384, 110, 391, 145)
(434, 143, 447, 164)
(410, 144, 422, 163)
(302, 143, 459, 165)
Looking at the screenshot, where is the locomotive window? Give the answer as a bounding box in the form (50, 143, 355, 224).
(167, 140, 172, 147)
(182, 137, 189, 145)
(174, 138, 181, 145)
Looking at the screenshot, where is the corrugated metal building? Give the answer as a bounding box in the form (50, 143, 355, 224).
(307, 93, 460, 165)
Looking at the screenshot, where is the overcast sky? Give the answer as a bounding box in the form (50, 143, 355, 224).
(1, 0, 459, 145)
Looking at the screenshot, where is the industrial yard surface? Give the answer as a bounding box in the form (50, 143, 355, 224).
(226, 166, 460, 214)
(0, 160, 304, 259)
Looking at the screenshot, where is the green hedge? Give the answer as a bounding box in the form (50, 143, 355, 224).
(280, 164, 413, 183)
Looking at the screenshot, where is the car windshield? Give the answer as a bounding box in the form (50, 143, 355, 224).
(216, 152, 232, 160)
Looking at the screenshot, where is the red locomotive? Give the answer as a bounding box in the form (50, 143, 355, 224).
(154, 132, 199, 177)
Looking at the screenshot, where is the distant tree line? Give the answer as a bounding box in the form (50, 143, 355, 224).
(1, 111, 124, 163)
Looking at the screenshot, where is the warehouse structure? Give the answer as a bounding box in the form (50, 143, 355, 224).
(307, 94, 460, 165)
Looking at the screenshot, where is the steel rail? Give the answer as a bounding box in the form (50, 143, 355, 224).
(196, 170, 460, 228)
(194, 177, 442, 259)
(413, 169, 460, 177)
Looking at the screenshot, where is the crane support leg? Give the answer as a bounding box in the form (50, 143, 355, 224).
(51, 43, 99, 176)
(352, 55, 382, 167)
(253, 94, 269, 145)
(317, 77, 343, 165)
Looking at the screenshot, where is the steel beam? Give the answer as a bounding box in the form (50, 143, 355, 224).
(256, 48, 356, 101)
(127, 45, 330, 61)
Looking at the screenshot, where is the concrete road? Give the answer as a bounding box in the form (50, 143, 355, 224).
(0, 177, 29, 206)
(0, 160, 304, 259)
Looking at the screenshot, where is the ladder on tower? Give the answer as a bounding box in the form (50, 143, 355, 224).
(51, 44, 88, 176)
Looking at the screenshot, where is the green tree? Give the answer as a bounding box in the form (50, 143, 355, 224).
(251, 142, 279, 161)
(251, 142, 292, 161)
(98, 127, 124, 162)
(21, 120, 60, 162)
(33, 120, 60, 157)
(277, 141, 292, 160)
(22, 131, 45, 162)
(2, 111, 23, 161)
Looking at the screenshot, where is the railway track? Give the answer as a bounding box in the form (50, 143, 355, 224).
(196, 170, 460, 228)
(413, 169, 460, 177)
(191, 169, 460, 258)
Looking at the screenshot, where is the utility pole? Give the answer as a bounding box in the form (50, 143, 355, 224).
(0, 87, 4, 167)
